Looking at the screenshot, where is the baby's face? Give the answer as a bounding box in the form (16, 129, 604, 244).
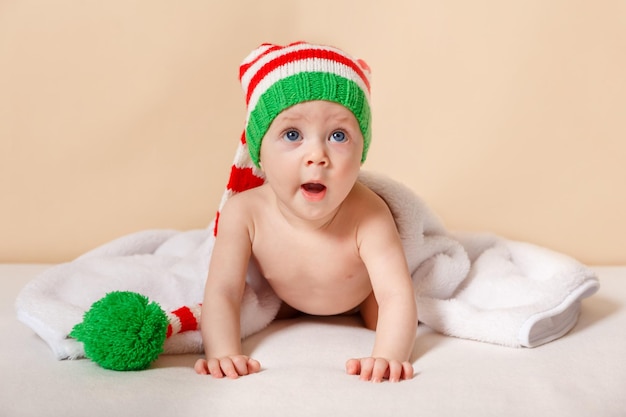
(259, 100, 364, 224)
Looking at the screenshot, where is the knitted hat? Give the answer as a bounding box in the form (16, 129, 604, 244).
(214, 41, 372, 236)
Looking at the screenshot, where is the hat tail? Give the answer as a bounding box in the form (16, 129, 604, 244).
(214, 131, 266, 236)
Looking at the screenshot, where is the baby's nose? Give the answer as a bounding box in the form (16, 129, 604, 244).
(306, 141, 329, 166)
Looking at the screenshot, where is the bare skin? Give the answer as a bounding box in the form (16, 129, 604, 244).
(194, 101, 417, 382)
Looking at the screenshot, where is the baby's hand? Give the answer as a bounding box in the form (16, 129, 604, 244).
(194, 355, 260, 379)
(346, 357, 414, 383)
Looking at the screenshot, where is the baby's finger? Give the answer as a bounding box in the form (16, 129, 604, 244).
(387, 360, 403, 382)
(247, 357, 261, 374)
(194, 359, 209, 375)
(345, 358, 361, 375)
(219, 358, 239, 379)
(231, 356, 251, 376)
(401, 361, 414, 380)
(359, 357, 375, 381)
(206, 358, 225, 378)
(371, 358, 389, 383)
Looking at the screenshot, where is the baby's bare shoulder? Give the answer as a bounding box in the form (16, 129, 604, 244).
(348, 182, 398, 240)
(349, 181, 393, 216)
(223, 185, 268, 211)
(218, 185, 270, 230)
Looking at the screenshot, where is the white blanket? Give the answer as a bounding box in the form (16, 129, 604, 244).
(15, 171, 599, 360)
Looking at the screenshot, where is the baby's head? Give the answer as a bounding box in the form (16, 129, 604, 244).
(239, 42, 372, 167)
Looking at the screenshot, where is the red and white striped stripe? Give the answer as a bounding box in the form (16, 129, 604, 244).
(166, 304, 202, 338)
(240, 42, 371, 120)
(220, 133, 265, 206)
(213, 132, 265, 236)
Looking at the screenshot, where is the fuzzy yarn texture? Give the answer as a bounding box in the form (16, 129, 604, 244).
(69, 291, 169, 371)
(240, 41, 372, 167)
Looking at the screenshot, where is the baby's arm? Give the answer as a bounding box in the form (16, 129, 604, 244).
(194, 198, 259, 378)
(347, 199, 418, 382)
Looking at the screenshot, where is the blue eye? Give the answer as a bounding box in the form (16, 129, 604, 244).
(330, 131, 347, 143)
(283, 130, 300, 142)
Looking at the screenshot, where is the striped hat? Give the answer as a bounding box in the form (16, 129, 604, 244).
(214, 41, 372, 235)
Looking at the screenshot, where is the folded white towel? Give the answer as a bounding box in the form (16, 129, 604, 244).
(15, 171, 599, 360)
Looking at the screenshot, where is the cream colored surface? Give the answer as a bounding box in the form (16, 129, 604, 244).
(3, 264, 626, 416)
(1, 1, 625, 264)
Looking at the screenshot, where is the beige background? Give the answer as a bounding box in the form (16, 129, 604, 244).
(1, 0, 625, 265)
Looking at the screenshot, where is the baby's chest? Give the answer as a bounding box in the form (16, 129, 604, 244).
(252, 233, 367, 282)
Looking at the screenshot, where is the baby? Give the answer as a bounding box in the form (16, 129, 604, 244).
(194, 42, 417, 383)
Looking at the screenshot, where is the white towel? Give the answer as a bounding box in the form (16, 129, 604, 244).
(15, 171, 599, 360)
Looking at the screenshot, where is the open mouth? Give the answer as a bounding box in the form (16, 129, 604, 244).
(301, 183, 327, 201)
(301, 183, 326, 193)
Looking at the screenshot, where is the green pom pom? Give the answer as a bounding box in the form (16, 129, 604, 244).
(70, 291, 169, 371)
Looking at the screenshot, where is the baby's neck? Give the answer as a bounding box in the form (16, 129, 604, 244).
(274, 200, 345, 232)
